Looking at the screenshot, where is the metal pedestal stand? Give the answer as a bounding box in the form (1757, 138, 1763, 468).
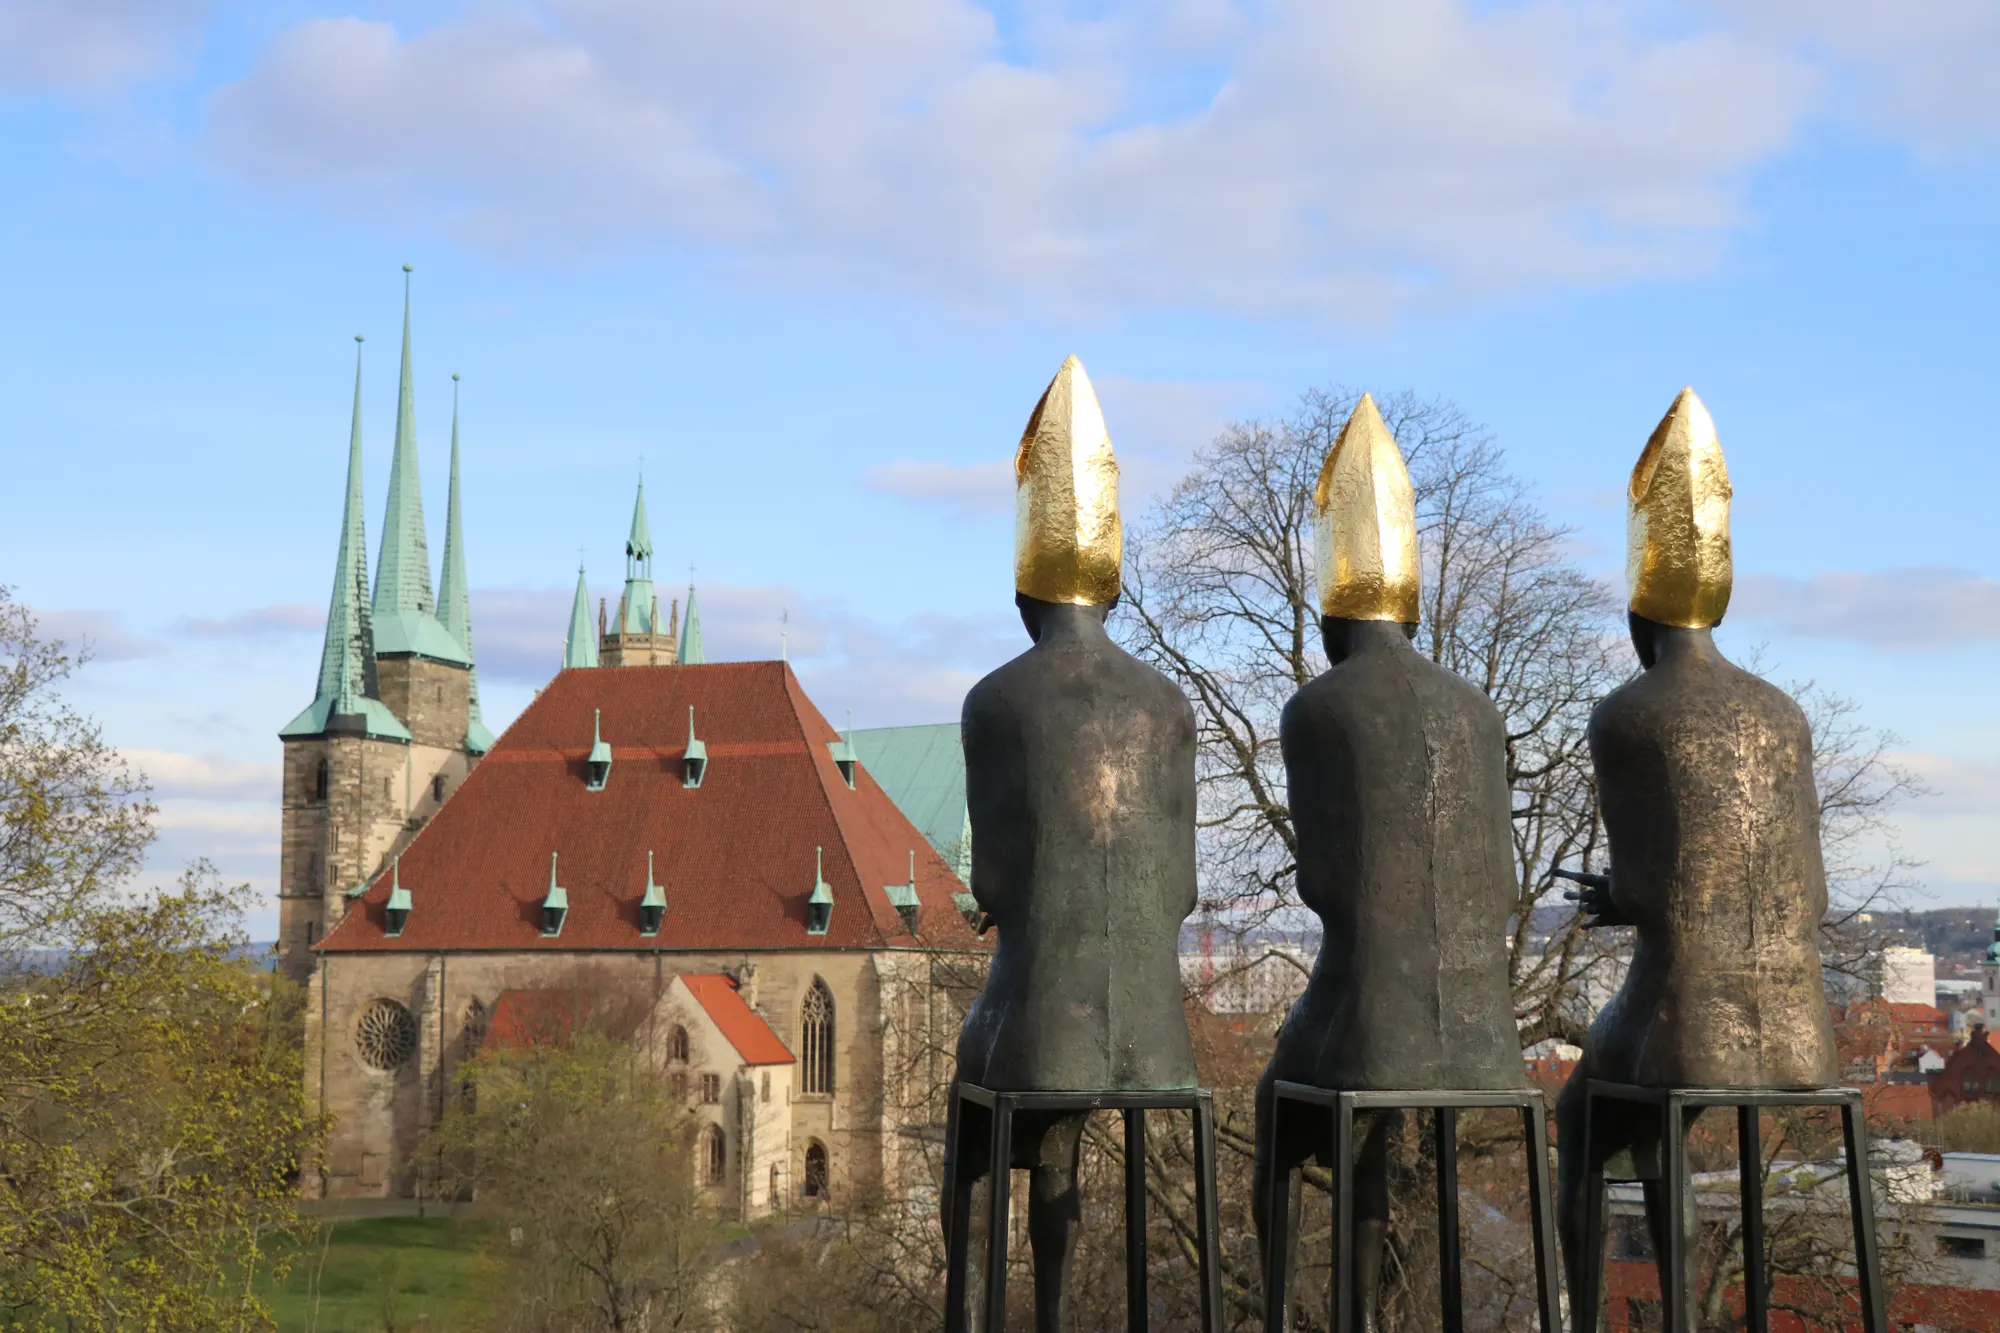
(941, 1083, 1225, 1333)
(1261, 1084, 1562, 1333)
(1575, 1081, 1887, 1333)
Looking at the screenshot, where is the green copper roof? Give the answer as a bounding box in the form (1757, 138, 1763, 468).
(563, 566, 599, 669)
(678, 585, 704, 664)
(617, 478, 658, 635)
(438, 376, 495, 752)
(627, 477, 653, 566)
(282, 337, 412, 745)
(372, 267, 469, 666)
(849, 723, 966, 878)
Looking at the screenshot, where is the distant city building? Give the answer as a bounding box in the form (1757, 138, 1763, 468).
(1984, 910, 2000, 1027)
(1934, 1025, 2000, 1119)
(1882, 944, 1939, 1007)
(280, 277, 981, 1213)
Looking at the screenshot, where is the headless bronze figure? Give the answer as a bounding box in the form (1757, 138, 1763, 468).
(1255, 397, 1524, 1333)
(1556, 389, 1838, 1328)
(950, 357, 1199, 1333)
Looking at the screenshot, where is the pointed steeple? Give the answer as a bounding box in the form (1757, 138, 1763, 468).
(679, 583, 704, 664)
(281, 337, 411, 743)
(372, 265, 470, 665)
(438, 375, 495, 752)
(564, 566, 600, 669)
(616, 476, 657, 635)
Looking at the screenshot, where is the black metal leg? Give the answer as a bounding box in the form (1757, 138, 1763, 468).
(1263, 1094, 1291, 1333)
(1436, 1107, 1463, 1333)
(1125, 1107, 1148, 1333)
(984, 1096, 1013, 1333)
(944, 1085, 973, 1333)
(1332, 1097, 1356, 1333)
(1661, 1098, 1687, 1333)
(1580, 1088, 1606, 1333)
(1840, 1094, 1889, 1333)
(1192, 1095, 1224, 1333)
(1738, 1105, 1767, 1333)
(1521, 1095, 1562, 1333)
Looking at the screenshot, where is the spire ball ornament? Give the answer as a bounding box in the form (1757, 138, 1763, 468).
(1313, 393, 1421, 623)
(1627, 387, 1733, 628)
(1014, 355, 1122, 605)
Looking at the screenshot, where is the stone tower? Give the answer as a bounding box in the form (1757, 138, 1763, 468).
(277, 274, 489, 981)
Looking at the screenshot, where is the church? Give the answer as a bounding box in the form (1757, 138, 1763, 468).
(278, 275, 982, 1213)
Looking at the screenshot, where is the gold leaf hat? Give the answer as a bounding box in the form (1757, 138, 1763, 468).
(1015, 355, 1122, 605)
(1627, 387, 1732, 628)
(1313, 393, 1421, 623)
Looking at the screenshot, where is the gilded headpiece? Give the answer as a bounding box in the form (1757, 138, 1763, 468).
(1313, 393, 1421, 623)
(1014, 355, 1122, 605)
(1627, 387, 1732, 628)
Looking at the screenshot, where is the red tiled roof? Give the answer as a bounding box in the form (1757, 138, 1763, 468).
(679, 974, 794, 1066)
(483, 989, 595, 1049)
(320, 662, 984, 955)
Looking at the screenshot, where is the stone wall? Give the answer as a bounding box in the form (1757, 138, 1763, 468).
(306, 948, 945, 1210)
(374, 657, 472, 750)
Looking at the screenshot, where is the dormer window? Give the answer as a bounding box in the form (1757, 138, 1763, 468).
(542, 852, 568, 937)
(828, 716, 858, 788)
(684, 706, 707, 788)
(585, 709, 613, 791)
(640, 850, 666, 936)
(807, 846, 833, 935)
(885, 850, 919, 935)
(384, 859, 411, 937)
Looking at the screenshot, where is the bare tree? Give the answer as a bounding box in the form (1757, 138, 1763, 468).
(1119, 387, 1624, 1043)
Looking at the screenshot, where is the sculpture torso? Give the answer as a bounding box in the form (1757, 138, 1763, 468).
(955, 607, 1199, 1092)
(1585, 635, 1838, 1088)
(1271, 623, 1523, 1091)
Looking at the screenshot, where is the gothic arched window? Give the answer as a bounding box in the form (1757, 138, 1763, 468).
(706, 1126, 727, 1186)
(313, 757, 330, 802)
(803, 1141, 829, 1199)
(800, 979, 834, 1097)
(669, 1025, 690, 1064)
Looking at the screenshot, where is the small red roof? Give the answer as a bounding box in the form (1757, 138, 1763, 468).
(483, 989, 595, 1049)
(320, 662, 983, 955)
(679, 974, 794, 1066)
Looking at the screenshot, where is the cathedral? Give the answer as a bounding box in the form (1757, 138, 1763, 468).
(279, 275, 981, 1212)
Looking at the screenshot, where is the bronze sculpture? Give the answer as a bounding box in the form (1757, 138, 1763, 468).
(1254, 396, 1524, 1333)
(950, 355, 1200, 1331)
(1556, 388, 1839, 1324)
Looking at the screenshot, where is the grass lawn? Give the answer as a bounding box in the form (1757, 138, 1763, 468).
(263, 1215, 497, 1333)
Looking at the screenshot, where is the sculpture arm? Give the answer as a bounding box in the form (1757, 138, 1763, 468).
(1553, 867, 1631, 929)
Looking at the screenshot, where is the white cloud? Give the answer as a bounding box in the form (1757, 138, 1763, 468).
(0, 0, 208, 96)
(31, 608, 160, 662)
(1731, 567, 2000, 649)
(121, 748, 279, 802)
(175, 602, 322, 639)
(205, 0, 1815, 320)
(866, 460, 1012, 515)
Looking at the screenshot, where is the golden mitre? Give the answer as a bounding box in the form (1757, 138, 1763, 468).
(1313, 393, 1421, 623)
(1627, 387, 1732, 628)
(1015, 355, 1122, 605)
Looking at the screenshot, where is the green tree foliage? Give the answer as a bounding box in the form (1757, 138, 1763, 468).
(426, 1024, 722, 1332)
(0, 588, 320, 1330)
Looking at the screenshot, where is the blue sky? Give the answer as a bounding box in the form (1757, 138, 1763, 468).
(4, 0, 1999, 934)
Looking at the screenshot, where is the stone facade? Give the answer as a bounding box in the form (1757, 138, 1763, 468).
(599, 595, 679, 668)
(307, 947, 935, 1211)
(375, 656, 474, 750)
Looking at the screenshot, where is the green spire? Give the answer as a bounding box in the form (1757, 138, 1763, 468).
(438, 375, 494, 752)
(627, 476, 653, 573)
(617, 476, 657, 635)
(564, 566, 599, 669)
(372, 265, 469, 665)
(679, 583, 704, 664)
(280, 337, 411, 743)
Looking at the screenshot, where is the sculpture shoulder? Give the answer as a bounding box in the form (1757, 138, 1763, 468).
(966, 638, 1191, 728)
(1593, 654, 1809, 744)
(1284, 649, 1500, 742)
